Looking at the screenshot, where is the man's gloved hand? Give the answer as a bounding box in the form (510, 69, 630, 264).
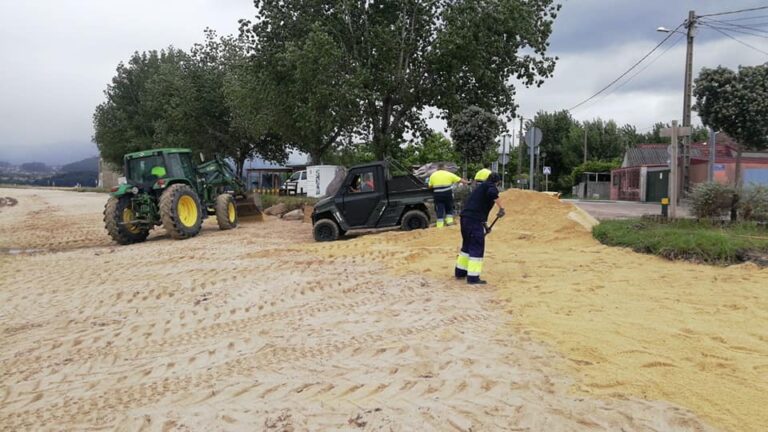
(497, 208, 506, 218)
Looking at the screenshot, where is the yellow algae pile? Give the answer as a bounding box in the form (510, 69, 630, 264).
(315, 189, 768, 432)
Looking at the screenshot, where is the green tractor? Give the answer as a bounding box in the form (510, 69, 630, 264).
(103, 148, 261, 245)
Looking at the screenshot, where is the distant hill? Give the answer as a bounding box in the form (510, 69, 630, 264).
(62, 156, 98, 173)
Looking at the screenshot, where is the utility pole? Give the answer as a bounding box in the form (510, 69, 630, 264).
(681, 10, 696, 194)
(517, 117, 524, 182)
(583, 127, 588, 163)
(501, 133, 508, 189)
(669, 121, 680, 218)
(707, 127, 717, 182)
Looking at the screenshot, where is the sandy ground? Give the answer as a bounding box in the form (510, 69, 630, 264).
(0, 187, 762, 431)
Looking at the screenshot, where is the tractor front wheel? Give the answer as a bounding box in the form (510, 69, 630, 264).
(215, 193, 237, 230)
(160, 184, 203, 239)
(104, 196, 150, 245)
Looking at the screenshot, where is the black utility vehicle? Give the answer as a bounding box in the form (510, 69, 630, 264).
(311, 161, 432, 241)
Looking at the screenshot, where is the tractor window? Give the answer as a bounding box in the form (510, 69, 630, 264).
(178, 153, 196, 179)
(164, 153, 187, 178)
(127, 156, 165, 183)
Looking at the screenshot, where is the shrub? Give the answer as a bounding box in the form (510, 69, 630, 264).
(690, 182, 735, 220)
(260, 194, 318, 212)
(740, 185, 768, 222)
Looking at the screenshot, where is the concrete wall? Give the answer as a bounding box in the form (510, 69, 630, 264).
(575, 181, 610, 200)
(98, 158, 122, 189)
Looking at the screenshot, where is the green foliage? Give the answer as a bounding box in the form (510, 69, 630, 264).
(93, 32, 289, 176)
(690, 182, 736, 220)
(593, 218, 768, 265)
(740, 185, 768, 222)
(450, 106, 501, 164)
(322, 142, 377, 167)
(694, 64, 768, 153)
(243, 0, 561, 159)
(400, 132, 458, 167)
(638, 122, 708, 144)
(694, 64, 768, 195)
(258, 26, 361, 164)
(570, 160, 619, 184)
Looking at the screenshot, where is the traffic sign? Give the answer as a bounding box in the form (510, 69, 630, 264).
(524, 127, 543, 148)
(543, 166, 551, 175)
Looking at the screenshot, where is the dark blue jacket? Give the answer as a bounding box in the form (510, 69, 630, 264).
(460, 181, 499, 222)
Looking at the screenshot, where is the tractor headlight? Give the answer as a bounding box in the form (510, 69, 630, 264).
(131, 186, 139, 195)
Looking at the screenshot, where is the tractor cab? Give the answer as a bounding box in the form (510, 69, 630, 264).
(123, 148, 197, 192)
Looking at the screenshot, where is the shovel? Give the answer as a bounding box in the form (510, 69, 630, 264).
(484, 214, 501, 235)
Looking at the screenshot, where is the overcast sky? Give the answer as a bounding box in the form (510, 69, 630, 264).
(1, 0, 766, 165)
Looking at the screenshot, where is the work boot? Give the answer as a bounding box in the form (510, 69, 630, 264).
(467, 278, 487, 285)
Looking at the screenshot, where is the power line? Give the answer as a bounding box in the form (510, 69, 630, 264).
(577, 34, 685, 112)
(698, 5, 768, 18)
(567, 23, 684, 112)
(705, 24, 768, 39)
(702, 18, 768, 34)
(701, 23, 768, 55)
(714, 13, 768, 22)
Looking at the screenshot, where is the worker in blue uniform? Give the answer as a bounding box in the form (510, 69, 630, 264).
(428, 164, 468, 228)
(454, 170, 505, 285)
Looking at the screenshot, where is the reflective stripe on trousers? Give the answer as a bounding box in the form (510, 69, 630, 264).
(467, 257, 483, 276)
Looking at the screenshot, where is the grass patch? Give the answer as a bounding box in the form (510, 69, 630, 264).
(260, 194, 319, 212)
(593, 218, 768, 265)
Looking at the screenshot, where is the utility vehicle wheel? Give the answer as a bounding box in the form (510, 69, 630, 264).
(401, 210, 429, 231)
(104, 196, 150, 245)
(313, 219, 340, 242)
(159, 184, 203, 239)
(215, 193, 237, 230)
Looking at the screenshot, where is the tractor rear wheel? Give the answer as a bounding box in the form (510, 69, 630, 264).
(313, 219, 340, 242)
(159, 184, 203, 239)
(215, 193, 238, 230)
(104, 196, 150, 245)
(401, 209, 429, 231)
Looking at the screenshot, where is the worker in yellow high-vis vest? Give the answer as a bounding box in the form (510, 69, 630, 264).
(428, 164, 468, 228)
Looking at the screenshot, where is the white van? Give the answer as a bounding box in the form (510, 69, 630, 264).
(282, 170, 308, 195)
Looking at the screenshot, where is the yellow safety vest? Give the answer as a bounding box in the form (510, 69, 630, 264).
(428, 170, 461, 192)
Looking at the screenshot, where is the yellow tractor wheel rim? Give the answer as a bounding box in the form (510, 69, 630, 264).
(227, 201, 236, 223)
(122, 208, 141, 233)
(177, 195, 198, 227)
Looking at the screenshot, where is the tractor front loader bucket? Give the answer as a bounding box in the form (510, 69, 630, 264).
(235, 191, 264, 221)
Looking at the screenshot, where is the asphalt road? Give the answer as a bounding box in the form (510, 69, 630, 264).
(564, 199, 690, 220)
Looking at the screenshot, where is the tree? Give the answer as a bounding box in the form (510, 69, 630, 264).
(242, 0, 560, 159)
(401, 132, 459, 167)
(93, 33, 288, 176)
(450, 106, 501, 170)
(93, 48, 189, 166)
(529, 110, 581, 188)
(262, 26, 361, 164)
(191, 30, 287, 176)
(694, 64, 768, 189)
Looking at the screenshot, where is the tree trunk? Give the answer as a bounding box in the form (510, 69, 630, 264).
(730, 145, 743, 221)
(235, 157, 246, 182)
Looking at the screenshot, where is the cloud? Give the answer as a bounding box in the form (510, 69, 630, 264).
(0, 0, 254, 164)
(1, 0, 766, 164)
